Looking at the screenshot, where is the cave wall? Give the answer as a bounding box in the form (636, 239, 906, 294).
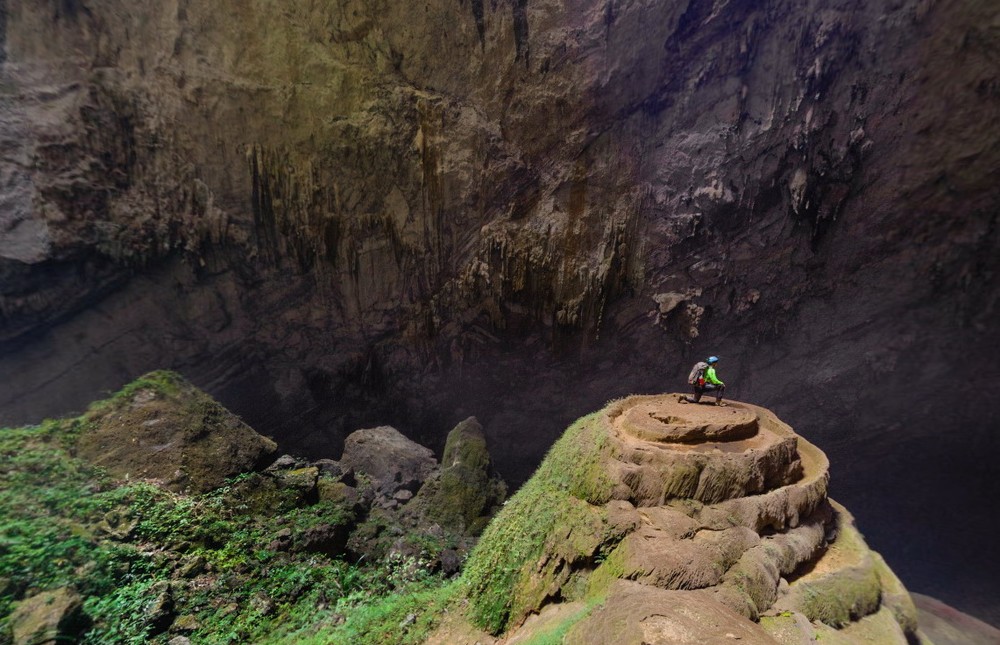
(0, 0, 998, 624)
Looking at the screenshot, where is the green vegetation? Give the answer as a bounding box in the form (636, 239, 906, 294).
(274, 579, 461, 645)
(519, 598, 603, 645)
(0, 376, 457, 644)
(461, 412, 621, 634)
(783, 519, 882, 628)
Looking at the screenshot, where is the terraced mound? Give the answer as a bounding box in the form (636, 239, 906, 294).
(453, 395, 923, 644)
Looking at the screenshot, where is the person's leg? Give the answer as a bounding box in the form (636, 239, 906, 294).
(715, 384, 726, 403)
(691, 385, 703, 403)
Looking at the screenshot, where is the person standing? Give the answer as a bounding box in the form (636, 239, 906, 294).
(682, 356, 726, 405)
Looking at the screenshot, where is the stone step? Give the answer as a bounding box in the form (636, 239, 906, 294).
(605, 396, 807, 505)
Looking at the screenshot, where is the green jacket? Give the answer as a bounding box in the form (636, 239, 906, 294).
(705, 365, 724, 386)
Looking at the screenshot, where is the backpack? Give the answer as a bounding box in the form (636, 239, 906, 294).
(687, 361, 708, 386)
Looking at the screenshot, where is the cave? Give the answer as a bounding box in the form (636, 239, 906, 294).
(0, 0, 998, 632)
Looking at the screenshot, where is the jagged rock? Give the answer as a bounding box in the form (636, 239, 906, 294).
(316, 480, 359, 508)
(297, 523, 350, 557)
(175, 555, 207, 579)
(312, 459, 345, 479)
(144, 581, 175, 634)
(75, 371, 277, 494)
(275, 467, 319, 497)
(268, 528, 293, 552)
(8, 588, 90, 645)
(439, 549, 462, 577)
(340, 426, 437, 497)
(249, 593, 275, 617)
(169, 614, 200, 634)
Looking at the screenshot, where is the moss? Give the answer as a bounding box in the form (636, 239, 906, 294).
(871, 552, 918, 636)
(461, 413, 620, 634)
(518, 597, 604, 645)
(85, 370, 184, 413)
(425, 418, 506, 534)
(274, 579, 462, 645)
(586, 541, 628, 600)
(785, 521, 882, 627)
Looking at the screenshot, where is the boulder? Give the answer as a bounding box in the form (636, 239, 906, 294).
(144, 581, 175, 634)
(265, 454, 302, 470)
(9, 588, 90, 645)
(423, 417, 506, 534)
(340, 426, 437, 497)
(312, 459, 346, 480)
(75, 371, 277, 494)
(297, 523, 350, 556)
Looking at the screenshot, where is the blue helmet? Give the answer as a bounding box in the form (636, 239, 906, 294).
(707, 356, 719, 364)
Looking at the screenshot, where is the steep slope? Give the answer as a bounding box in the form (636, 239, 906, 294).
(0, 0, 998, 624)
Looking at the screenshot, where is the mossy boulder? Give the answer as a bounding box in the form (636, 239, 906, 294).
(461, 411, 623, 634)
(773, 504, 884, 628)
(422, 417, 506, 535)
(8, 587, 90, 645)
(75, 371, 277, 493)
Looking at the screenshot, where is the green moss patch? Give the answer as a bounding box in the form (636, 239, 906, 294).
(461, 412, 623, 634)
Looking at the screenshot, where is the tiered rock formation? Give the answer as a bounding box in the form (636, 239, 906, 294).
(457, 396, 921, 644)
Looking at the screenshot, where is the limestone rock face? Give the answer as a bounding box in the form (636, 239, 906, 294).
(75, 371, 277, 493)
(456, 396, 920, 644)
(0, 0, 998, 623)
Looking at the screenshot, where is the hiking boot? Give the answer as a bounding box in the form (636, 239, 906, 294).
(678, 396, 689, 404)
(716, 401, 727, 407)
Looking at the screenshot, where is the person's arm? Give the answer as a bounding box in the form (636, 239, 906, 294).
(705, 366, 724, 386)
